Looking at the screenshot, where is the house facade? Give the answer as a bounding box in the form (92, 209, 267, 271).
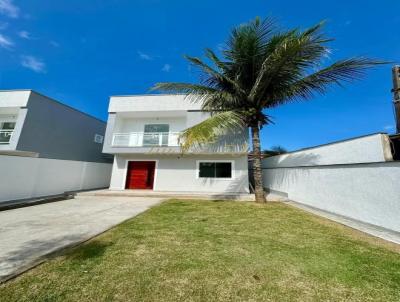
(0, 90, 112, 202)
(103, 94, 250, 193)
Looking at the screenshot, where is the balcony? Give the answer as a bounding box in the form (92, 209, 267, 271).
(0, 130, 13, 144)
(112, 132, 180, 147)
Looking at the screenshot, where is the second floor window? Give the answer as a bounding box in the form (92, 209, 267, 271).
(143, 124, 169, 146)
(0, 122, 16, 144)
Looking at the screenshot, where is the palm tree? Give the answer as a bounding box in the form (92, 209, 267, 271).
(270, 145, 288, 154)
(152, 17, 382, 202)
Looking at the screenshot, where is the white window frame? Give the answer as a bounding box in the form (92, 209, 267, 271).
(0, 119, 17, 145)
(196, 160, 235, 180)
(94, 134, 104, 144)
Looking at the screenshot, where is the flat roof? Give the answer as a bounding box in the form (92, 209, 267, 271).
(0, 89, 106, 123)
(110, 93, 187, 97)
(109, 94, 203, 112)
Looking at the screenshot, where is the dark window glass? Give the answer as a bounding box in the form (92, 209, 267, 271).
(199, 162, 232, 178)
(144, 124, 169, 133)
(1, 122, 15, 130)
(216, 162, 232, 178)
(199, 162, 215, 178)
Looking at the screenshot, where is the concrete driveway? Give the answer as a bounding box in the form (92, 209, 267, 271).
(0, 196, 162, 282)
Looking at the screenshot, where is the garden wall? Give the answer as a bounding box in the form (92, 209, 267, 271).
(261, 133, 400, 232)
(0, 154, 112, 203)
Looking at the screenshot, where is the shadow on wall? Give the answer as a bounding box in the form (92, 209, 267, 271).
(188, 129, 249, 154)
(200, 174, 249, 194)
(249, 153, 321, 192)
(262, 152, 321, 168)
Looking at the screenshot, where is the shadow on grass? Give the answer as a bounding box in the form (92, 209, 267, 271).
(67, 241, 114, 261)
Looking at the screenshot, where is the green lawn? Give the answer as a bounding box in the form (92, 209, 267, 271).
(2, 200, 400, 302)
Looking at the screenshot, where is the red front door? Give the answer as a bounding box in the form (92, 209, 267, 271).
(125, 161, 156, 189)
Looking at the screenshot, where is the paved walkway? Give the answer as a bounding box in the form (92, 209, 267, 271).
(78, 189, 256, 201)
(0, 196, 162, 282)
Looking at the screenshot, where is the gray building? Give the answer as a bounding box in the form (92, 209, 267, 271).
(0, 90, 111, 163)
(0, 90, 112, 203)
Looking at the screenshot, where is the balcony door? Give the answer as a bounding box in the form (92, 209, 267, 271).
(143, 124, 169, 147)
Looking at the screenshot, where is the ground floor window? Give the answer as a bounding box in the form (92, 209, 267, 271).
(198, 162, 232, 178)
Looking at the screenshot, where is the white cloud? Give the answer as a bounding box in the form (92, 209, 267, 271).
(384, 125, 394, 131)
(0, 0, 19, 18)
(49, 40, 60, 47)
(21, 55, 46, 73)
(0, 33, 13, 48)
(161, 63, 171, 72)
(18, 30, 31, 39)
(138, 51, 152, 61)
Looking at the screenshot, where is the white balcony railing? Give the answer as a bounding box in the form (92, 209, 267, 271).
(112, 132, 180, 147)
(0, 130, 13, 144)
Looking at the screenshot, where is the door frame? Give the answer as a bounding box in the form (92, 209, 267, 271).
(123, 159, 158, 190)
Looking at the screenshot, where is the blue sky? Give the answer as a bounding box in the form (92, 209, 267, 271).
(0, 0, 399, 151)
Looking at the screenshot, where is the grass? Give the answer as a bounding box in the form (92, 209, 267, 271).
(1, 200, 400, 302)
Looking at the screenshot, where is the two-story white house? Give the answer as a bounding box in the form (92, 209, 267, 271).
(103, 94, 250, 194)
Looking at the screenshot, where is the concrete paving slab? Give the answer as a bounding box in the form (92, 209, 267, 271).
(78, 189, 256, 201)
(0, 196, 162, 283)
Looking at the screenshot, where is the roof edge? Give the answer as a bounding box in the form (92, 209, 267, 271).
(264, 132, 388, 158)
(110, 93, 187, 98)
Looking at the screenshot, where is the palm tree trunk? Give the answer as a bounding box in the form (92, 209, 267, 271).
(251, 126, 266, 203)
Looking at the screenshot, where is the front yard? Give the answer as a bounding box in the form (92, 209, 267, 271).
(1, 200, 400, 301)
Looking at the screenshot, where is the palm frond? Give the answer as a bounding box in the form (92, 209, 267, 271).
(272, 57, 385, 104)
(204, 48, 228, 71)
(179, 111, 245, 151)
(151, 82, 216, 95)
(225, 16, 276, 61)
(223, 17, 277, 90)
(249, 22, 331, 103)
(184, 55, 245, 95)
(151, 82, 241, 110)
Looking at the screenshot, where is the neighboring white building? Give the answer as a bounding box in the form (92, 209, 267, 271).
(103, 94, 250, 193)
(0, 90, 112, 202)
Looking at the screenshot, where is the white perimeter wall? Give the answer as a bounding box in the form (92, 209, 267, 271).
(110, 154, 249, 193)
(263, 133, 392, 167)
(0, 155, 112, 202)
(262, 134, 400, 232)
